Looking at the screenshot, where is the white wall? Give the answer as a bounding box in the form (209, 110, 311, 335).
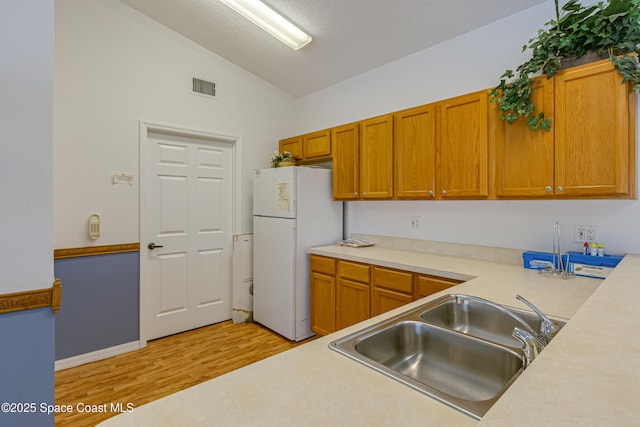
(54, 0, 296, 248)
(296, 1, 640, 256)
(54, 0, 640, 256)
(0, 0, 54, 293)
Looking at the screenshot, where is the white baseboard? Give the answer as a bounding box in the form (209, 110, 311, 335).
(55, 341, 141, 371)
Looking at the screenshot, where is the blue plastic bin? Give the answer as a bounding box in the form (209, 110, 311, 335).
(566, 251, 624, 279)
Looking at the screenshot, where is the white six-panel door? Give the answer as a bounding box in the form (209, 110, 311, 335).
(141, 126, 234, 342)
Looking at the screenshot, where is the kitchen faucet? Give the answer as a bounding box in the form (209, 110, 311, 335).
(512, 328, 544, 370)
(516, 294, 559, 345)
(511, 295, 559, 368)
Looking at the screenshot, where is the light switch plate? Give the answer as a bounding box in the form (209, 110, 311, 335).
(112, 173, 133, 185)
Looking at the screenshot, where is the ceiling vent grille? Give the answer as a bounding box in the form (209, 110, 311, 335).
(192, 77, 216, 99)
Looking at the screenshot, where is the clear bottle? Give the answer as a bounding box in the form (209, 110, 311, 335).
(590, 242, 597, 256)
(597, 243, 604, 257)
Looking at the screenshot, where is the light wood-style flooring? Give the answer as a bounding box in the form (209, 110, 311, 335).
(54, 320, 311, 426)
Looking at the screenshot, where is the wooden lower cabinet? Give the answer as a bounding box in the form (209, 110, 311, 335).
(371, 287, 412, 317)
(310, 271, 336, 336)
(371, 266, 413, 316)
(310, 255, 465, 336)
(310, 255, 337, 336)
(336, 260, 371, 330)
(416, 274, 463, 299)
(337, 279, 370, 330)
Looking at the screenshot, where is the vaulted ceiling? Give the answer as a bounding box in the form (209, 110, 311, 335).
(118, 0, 546, 97)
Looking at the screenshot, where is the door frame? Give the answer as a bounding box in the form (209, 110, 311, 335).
(138, 120, 242, 347)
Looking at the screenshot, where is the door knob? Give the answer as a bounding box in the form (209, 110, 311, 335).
(147, 242, 164, 250)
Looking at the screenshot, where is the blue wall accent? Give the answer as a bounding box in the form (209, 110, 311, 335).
(54, 252, 139, 360)
(0, 308, 54, 426)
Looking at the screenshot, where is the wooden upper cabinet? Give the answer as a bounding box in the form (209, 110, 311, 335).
(437, 90, 489, 199)
(278, 136, 303, 160)
(302, 129, 332, 160)
(554, 58, 635, 198)
(287, 57, 636, 202)
(278, 129, 331, 163)
(332, 122, 360, 200)
(360, 114, 394, 199)
(395, 104, 436, 199)
(495, 77, 555, 198)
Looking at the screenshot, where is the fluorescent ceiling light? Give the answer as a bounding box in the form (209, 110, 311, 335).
(220, 0, 312, 50)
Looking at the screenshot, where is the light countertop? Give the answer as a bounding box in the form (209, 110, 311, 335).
(100, 245, 639, 426)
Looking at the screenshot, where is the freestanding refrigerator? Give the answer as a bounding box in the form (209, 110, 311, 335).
(253, 166, 343, 341)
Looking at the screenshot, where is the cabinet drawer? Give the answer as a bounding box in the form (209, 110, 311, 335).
(373, 266, 413, 294)
(338, 260, 370, 283)
(417, 275, 462, 298)
(310, 255, 336, 276)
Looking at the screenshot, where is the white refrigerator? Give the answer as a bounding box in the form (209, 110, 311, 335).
(253, 167, 343, 341)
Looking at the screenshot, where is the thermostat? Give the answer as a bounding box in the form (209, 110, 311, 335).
(88, 214, 101, 240)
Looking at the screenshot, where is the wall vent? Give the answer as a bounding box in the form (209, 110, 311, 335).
(192, 77, 217, 99)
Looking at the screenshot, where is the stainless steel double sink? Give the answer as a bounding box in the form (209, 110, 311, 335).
(329, 294, 566, 419)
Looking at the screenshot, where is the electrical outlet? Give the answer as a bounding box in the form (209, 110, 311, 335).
(410, 216, 421, 230)
(574, 224, 597, 243)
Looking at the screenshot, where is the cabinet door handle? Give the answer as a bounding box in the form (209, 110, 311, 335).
(354, 191, 358, 197)
(557, 186, 564, 193)
(441, 189, 447, 196)
(363, 192, 367, 196)
(428, 189, 434, 197)
(546, 186, 552, 192)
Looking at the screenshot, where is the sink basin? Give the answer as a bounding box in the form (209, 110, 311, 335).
(419, 295, 565, 349)
(330, 294, 567, 419)
(355, 321, 522, 402)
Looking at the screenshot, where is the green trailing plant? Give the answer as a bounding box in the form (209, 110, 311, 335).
(490, 0, 640, 131)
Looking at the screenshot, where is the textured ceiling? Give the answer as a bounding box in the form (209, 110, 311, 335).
(118, 0, 546, 97)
